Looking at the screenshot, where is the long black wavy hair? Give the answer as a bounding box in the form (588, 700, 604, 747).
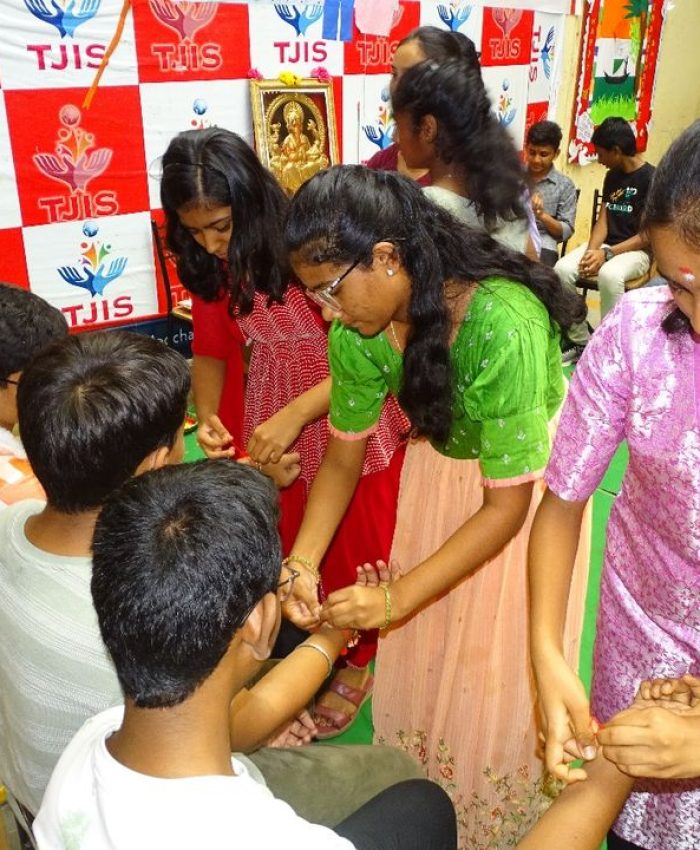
(398, 25, 480, 73)
(286, 166, 585, 443)
(392, 59, 527, 231)
(160, 128, 289, 314)
(643, 120, 700, 335)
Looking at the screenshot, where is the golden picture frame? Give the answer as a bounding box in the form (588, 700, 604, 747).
(250, 79, 340, 195)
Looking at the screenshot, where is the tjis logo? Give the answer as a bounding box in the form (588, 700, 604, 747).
(363, 87, 394, 152)
(437, 3, 472, 33)
(272, 3, 327, 64)
(496, 80, 516, 128)
(489, 8, 523, 62)
(24, 0, 100, 38)
(57, 220, 133, 327)
(541, 27, 555, 79)
(58, 220, 127, 297)
(33, 104, 118, 223)
(34, 104, 111, 193)
(354, 6, 404, 68)
(149, 0, 222, 73)
(274, 4, 323, 37)
(24, 0, 106, 72)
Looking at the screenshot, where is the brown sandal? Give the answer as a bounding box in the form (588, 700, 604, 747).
(313, 670, 374, 740)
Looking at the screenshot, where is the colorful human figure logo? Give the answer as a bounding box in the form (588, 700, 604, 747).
(363, 87, 394, 151)
(33, 104, 112, 194)
(57, 220, 127, 297)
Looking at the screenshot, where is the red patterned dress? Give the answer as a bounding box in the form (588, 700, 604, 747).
(191, 285, 409, 665)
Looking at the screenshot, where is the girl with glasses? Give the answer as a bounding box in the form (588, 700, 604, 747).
(283, 164, 589, 847)
(160, 129, 408, 724)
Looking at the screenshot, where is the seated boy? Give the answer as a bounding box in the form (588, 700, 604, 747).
(525, 120, 578, 268)
(0, 331, 420, 825)
(555, 117, 655, 360)
(0, 331, 189, 814)
(35, 461, 457, 849)
(0, 283, 67, 506)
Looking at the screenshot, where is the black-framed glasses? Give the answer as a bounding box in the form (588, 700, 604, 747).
(237, 566, 302, 628)
(305, 258, 362, 312)
(277, 566, 301, 603)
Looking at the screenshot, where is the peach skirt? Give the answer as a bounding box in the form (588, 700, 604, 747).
(373, 440, 591, 849)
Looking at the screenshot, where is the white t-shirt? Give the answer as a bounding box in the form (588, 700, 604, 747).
(0, 501, 122, 812)
(34, 706, 356, 850)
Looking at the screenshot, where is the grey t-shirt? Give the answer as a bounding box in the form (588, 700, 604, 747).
(423, 185, 530, 254)
(0, 500, 122, 813)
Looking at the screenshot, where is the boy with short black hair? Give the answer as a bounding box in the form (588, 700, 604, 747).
(35, 461, 457, 850)
(525, 120, 578, 268)
(0, 283, 67, 505)
(555, 116, 655, 361)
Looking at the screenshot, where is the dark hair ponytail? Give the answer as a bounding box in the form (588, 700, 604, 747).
(400, 25, 480, 73)
(286, 166, 584, 442)
(392, 59, 526, 229)
(160, 128, 289, 315)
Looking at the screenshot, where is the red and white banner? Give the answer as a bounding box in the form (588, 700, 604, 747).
(0, 0, 568, 330)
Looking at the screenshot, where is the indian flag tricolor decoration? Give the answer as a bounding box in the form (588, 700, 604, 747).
(569, 0, 667, 164)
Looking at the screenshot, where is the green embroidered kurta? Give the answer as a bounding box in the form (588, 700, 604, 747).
(329, 276, 564, 481)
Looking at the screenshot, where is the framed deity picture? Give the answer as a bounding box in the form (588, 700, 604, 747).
(250, 79, 339, 195)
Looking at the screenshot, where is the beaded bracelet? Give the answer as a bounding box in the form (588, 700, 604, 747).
(297, 642, 333, 678)
(283, 554, 320, 583)
(381, 584, 392, 629)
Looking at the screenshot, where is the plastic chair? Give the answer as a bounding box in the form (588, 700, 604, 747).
(559, 187, 581, 258)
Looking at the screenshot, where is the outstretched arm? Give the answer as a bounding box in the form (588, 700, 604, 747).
(529, 488, 597, 781)
(321, 480, 534, 630)
(516, 755, 634, 850)
(229, 627, 349, 752)
(283, 436, 367, 629)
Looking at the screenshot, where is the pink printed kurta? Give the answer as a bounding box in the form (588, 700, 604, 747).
(546, 286, 700, 849)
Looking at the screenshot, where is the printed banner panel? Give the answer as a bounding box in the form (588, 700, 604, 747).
(418, 3, 485, 48)
(248, 2, 345, 77)
(344, 0, 420, 74)
(6, 86, 149, 227)
(0, 92, 22, 230)
(0, 0, 139, 91)
(132, 0, 252, 83)
(140, 78, 252, 208)
(342, 73, 393, 164)
(481, 63, 529, 148)
(23, 211, 159, 330)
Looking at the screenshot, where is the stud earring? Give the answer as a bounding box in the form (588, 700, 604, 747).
(387, 269, 395, 277)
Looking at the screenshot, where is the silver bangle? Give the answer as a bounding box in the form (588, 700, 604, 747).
(297, 642, 333, 678)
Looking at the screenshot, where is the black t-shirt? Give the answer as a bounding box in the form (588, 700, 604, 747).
(602, 162, 655, 246)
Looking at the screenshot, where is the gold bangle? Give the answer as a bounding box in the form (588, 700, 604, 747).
(283, 554, 320, 583)
(297, 642, 333, 678)
(381, 584, 392, 629)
